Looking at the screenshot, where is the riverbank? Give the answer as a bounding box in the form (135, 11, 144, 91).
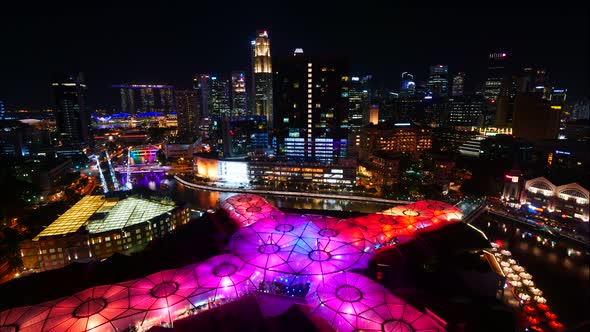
(174, 175, 412, 205)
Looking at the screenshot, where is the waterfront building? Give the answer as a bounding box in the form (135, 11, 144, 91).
(19, 195, 190, 271)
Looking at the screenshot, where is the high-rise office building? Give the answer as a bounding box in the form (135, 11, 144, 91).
(193, 74, 211, 119)
(52, 73, 91, 146)
(0, 100, 5, 120)
(427, 65, 449, 97)
(175, 89, 199, 141)
(209, 76, 231, 117)
(113, 84, 174, 115)
(251, 30, 274, 131)
(400, 72, 416, 97)
(348, 75, 371, 157)
(231, 71, 247, 117)
(448, 95, 484, 126)
(274, 51, 349, 163)
(451, 72, 466, 96)
(484, 52, 510, 101)
(550, 88, 567, 105)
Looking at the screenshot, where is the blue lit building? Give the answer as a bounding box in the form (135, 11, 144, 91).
(427, 65, 449, 97)
(274, 50, 349, 163)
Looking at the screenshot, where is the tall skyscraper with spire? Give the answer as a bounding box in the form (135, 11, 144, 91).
(251, 30, 274, 133)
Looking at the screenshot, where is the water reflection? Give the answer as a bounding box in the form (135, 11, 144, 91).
(473, 214, 590, 326)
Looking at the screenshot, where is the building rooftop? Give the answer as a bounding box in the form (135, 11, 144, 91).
(35, 195, 105, 239)
(34, 195, 176, 239)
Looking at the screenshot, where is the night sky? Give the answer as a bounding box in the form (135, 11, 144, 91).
(0, 4, 588, 110)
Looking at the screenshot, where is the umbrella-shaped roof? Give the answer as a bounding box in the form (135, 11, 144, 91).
(220, 194, 283, 227)
(40, 284, 129, 331)
(306, 272, 445, 331)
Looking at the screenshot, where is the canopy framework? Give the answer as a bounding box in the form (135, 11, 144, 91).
(2, 194, 459, 332)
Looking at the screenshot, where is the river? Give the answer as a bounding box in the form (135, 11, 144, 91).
(472, 213, 590, 327)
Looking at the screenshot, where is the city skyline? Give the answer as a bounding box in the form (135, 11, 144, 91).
(0, 5, 588, 109)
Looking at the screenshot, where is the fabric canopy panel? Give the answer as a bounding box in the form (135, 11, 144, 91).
(227, 212, 374, 294)
(193, 254, 258, 301)
(111, 264, 204, 330)
(411, 200, 463, 224)
(39, 285, 130, 331)
(219, 194, 283, 227)
(306, 272, 445, 331)
(0, 303, 54, 332)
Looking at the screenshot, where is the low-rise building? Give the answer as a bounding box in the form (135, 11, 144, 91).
(19, 195, 190, 271)
(520, 177, 589, 222)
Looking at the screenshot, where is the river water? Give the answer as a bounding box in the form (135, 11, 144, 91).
(472, 213, 590, 327)
(143, 177, 590, 327)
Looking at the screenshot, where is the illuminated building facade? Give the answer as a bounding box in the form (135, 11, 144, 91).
(347, 75, 371, 157)
(210, 116, 268, 158)
(19, 195, 189, 271)
(451, 72, 465, 96)
(427, 65, 449, 97)
(359, 151, 401, 187)
(193, 74, 211, 119)
(209, 76, 231, 117)
(231, 71, 247, 117)
(52, 73, 91, 145)
(361, 122, 432, 159)
(113, 84, 175, 115)
(484, 52, 510, 101)
(400, 72, 416, 97)
(251, 30, 273, 130)
(175, 89, 199, 141)
(274, 52, 349, 163)
(194, 157, 356, 189)
(448, 95, 484, 126)
(521, 177, 589, 221)
(249, 159, 357, 189)
(128, 145, 159, 165)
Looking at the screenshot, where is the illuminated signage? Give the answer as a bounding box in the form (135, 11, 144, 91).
(551, 105, 562, 110)
(394, 123, 411, 126)
(351, 77, 360, 81)
(555, 150, 570, 155)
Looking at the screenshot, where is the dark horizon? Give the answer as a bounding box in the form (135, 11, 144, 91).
(0, 4, 588, 110)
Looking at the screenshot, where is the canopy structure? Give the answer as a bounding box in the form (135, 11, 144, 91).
(193, 254, 258, 301)
(2, 194, 458, 332)
(227, 213, 374, 293)
(39, 285, 130, 331)
(0, 303, 54, 332)
(306, 272, 445, 331)
(113, 265, 204, 329)
(219, 194, 283, 227)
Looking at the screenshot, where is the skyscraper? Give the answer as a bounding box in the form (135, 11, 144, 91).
(113, 84, 174, 115)
(274, 51, 349, 163)
(451, 72, 466, 96)
(348, 75, 371, 157)
(231, 71, 247, 116)
(400, 72, 416, 97)
(209, 76, 231, 117)
(484, 52, 509, 101)
(251, 30, 274, 131)
(175, 89, 199, 141)
(0, 100, 5, 120)
(448, 95, 484, 126)
(427, 65, 449, 97)
(193, 74, 211, 119)
(52, 73, 90, 146)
